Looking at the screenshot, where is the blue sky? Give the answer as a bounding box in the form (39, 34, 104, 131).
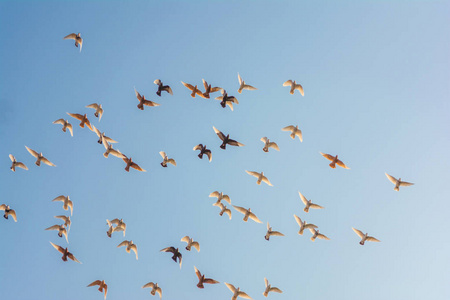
(1, 1, 449, 299)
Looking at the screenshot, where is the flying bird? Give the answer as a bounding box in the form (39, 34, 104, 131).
(122, 156, 146, 172)
(117, 240, 138, 260)
(50, 242, 81, 263)
(233, 205, 262, 223)
(194, 266, 219, 288)
(52, 195, 73, 216)
(320, 152, 350, 169)
(260, 137, 279, 152)
(298, 191, 323, 213)
(181, 236, 200, 252)
(25, 146, 56, 167)
(87, 280, 108, 300)
(309, 228, 330, 242)
(213, 126, 245, 149)
(265, 222, 284, 241)
(67, 113, 93, 131)
(0, 204, 17, 222)
(55, 215, 71, 232)
(294, 214, 317, 235)
(263, 278, 282, 297)
(135, 88, 160, 110)
(237, 73, 257, 93)
(225, 282, 252, 300)
(86, 103, 103, 121)
(45, 224, 69, 243)
(216, 202, 232, 219)
(385, 173, 414, 191)
(142, 282, 162, 299)
(181, 81, 206, 98)
(106, 218, 126, 237)
(102, 139, 125, 159)
(63, 33, 83, 52)
(9, 154, 28, 172)
(53, 119, 73, 136)
(283, 80, 304, 96)
(160, 246, 182, 269)
(154, 79, 173, 96)
(215, 89, 238, 111)
(202, 79, 221, 98)
(209, 191, 231, 206)
(352, 228, 380, 245)
(159, 151, 176, 167)
(193, 144, 212, 162)
(93, 125, 117, 145)
(282, 125, 303, 142)
(245, 171, 273, 186)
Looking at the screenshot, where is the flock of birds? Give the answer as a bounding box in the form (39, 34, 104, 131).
(1, 32, 416, 300)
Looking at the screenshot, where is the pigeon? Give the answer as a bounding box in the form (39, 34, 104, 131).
(154, 79, 173, 96)
(215, 89, 238, 111)
(0, 204, 17, 222)
(122, 155, 146, 172)
(225, 283, 252, 300)
(194, 266, 219, 288)
(53, 119, 73, 136)
(245, 171, 273, 186)
(264, 222, 284, 241)
(263, 278, 282, 297)
(193, 144, 212, 161)
(106, 218, 126, 237)
(213, 126, 245, 149)
(9, 154, 28, 172)
(52, 195, 73, 216)
(232, 205, 262, 223)
(237, 73, 257, 93)
(216, 202, 232, 219)
(209, 191, 231, 206)
(55, 215, 71, 231)
(67, 113, 94, 131)
(181, 236, 200, 252)
(282, 125, 302, 142)
(352, 228, 380, 245)
(385, 173, 414, 191)
(117, 240, 138, 260)
(159, 151, 176, 168)
(320, 152, 350, 169)
(50, 242, 81, 263)
(102, 139, 125, 159)
(283, 80, 304, 96)
(294, 214, 317, 235)
(260, 137, 279, 152)
(202, 79, 222, 98)
(134, 88, 160, 110)
(298, 191, 324, 213)
(63, 33, 83, 52)
(45, 224, 69, 243)
(87, 280, 108, 300)
(160, 246, 182, 269)
(93, 125, 117, 144)
(142, 282, 162, 299)
(86, 103, 103, 121)
(309, 228, 330, 242)
(181, 81, 206, 98)
(25, 146, 56, 167)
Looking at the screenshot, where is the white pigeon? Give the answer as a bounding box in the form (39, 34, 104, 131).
(53, 119, 73, 136)
(237, 73, 257, 93)
(245, 170, 273, 186)
(225, 282, 252, 300)
(142, 282, 162, 299)
(86, 103, 103, 121)
(294, 214, 318, 235)
(352, 228, 380, 245)
(233, 205, 262, 223)
(260, 137, 279, 152)
(159, 151, 176, 167)
(309, 228, 330, 241)
(181, 236, 200, 252)
(216, 202, 232, 219)
(117, 240, 138, 260)
(283, 79, 304, 96)
(282, 125, 302, 142)
(265, 222, 284, 240)
(298, 191, 324, 213)
(385, 173, 414, 191)
(263, 278, 282, 297)
(52, 195, 73, 215)
(63, 33, 83, 52)
(9, 154, 28, 172)
(209, 191, 231, 206)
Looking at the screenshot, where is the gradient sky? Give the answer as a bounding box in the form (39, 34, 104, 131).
(1, 1, 449, 299)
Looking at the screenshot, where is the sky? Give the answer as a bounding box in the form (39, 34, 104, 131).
(1, 0, 449, 299)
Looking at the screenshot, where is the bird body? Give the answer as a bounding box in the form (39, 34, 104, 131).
(160, 246, 182, 268)
(159, 151, 176, 167)
(215, 90, 238, 111)
(202, 79, 221, 98)
(309, 228, 330, 241)
(67, 113, 93, 131)
(122, 156, 146, 172)
(9, 154, 28, 171)
(385, 173, 414, 191)
(181, 81, 205, 98)
(50, 242, 81, 263)
(225, 283, 252, 300)
(194, 266, 219, 288)
(135, 88, 160, 110)
(263, 278, 282, 297)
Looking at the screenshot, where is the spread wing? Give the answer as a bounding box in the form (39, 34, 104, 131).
(193, 144, 202, 151)
(142, 99, 160, 107)
(243, 84, 257, 91)
(63, 33, 77, 40)
(45, 225, 60, 231)
(50, 242, 65, 254)
(67, 124, 73, 136)
(160, 246, 176, 254)
(167, 159, 176, 166)
(222, 195, 231, 204)
(130, 244, 138, 260)
(67, 113, 84, 121)
(268, 142, 279, 151)
(181, 236, 190, 244)
(181, 81, 195, 91)
(0, 204, 6, 211)
(41, 157, 56, 167)
(283, 80, 293, 86)
(25, 146, 39, 158)
(213, 126, 225, 141)
(271, 231, 284, 236)
(52, 195, 66, 203)
(320, 152, 335, 162)
(86, 103, 100, 110)
(317, 233, 330, 240)
(294, 214, 302, 226)
(385, 173, 398, 184)
(87, 280, 102, 287)
(209, 191, 220, 198)
(238, 291, 252, 299)
(304, 223, 318, 229)
(225, 283, 237, 293)
(249, 212, 262, 223)
(92, 125, 101, 137)
(191, 241, 200, 252)
(270, 287, 283, 293)
(298, 191, 308, 205)
(352, 227, 365, 238)
(130, 163, 146, 172)
(282, 125, 295, 132)
(227, 139, 244, 147)
(109, 149, 125, 159)
(295, 84, 304, 96)
(134, 88, 143, 101)
(9, 210, 17, 222)
(309, 203, 324, 209)
(336, 159, 350, 169)
(203, 278, 219, 284)
(53, 119, 65, 125)
(400, 181, 414, 187)
(238, 73, 243, 85)
(142, 282, 155, 289)
(159, 151, 167, 159)
(67, 252, 82, 263)
(232, 205, 248, 215)
(117, 240, 129, 248)
(246, 170, 260, 178)
(205, 150, 212, 162)
(224, 208, 232, 219)
(261, 176, 273, 186)
(366, 236, 381, 242)
(194, 266, 202, 280)
(16, 162, 28, 170)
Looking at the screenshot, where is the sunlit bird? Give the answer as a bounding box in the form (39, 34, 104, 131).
(320, 152, 350, 169)
(225, 282, 252, 300)
(283, 79, 304, 96)
(245, 170, 273, 186)
(215, 89, 238, 111)
(233, 205, 262, 223)
(213, 126, 245, 149)
(9, 154, 28, 172)
(50, 242, 81, 263)
(0, 204, 17, 222)
(210, 191, 231, 206)
(53, 119, 73, 136)
(106, 218, 126, 237)
(25, 146, 56, 167)
(237, 73, 257, 94)
(86, 103, 103, 121)
(52, 195, 73, 216)
(67, 113, 94, 131)
(45, 224, 69, 243)
(93, 125, 117, 145)
(263, 278, 282, 297)
(87, 280, 108, 300)
(298, 191, 324, 213)
(193, 144, 212, 162)
(122, 155, 146, 172)
(265, 222, 284, 241)
(154, 79, 173, 96)
(282, 125, 303, 142)
(194, 266, 219, 288)
(352, 227, 380, 245)
(55, 215, 71, 231)
(135, 88, 160, 110)
(260, 137, 279, 152)
(294, 214, 317, 235)
(102, 139, 125, 159)
(216, 202, 232, 219)
(117, 240, 138, 260)
(202, 79, 222, 98)
(309, 228, 330, 242)
(385, 173, 414, 191)
(160, 246, 182, 269)
(159, 151, 176, 168)
(181, 236, 200, 252)
(181, 81, 205, 98)
(63, 33, 83, 52)
(142, 282, 162, 299)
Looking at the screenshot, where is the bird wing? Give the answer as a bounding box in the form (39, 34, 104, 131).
(298, 191, 308, 205)
(67, 123, 73, 136)
(191, 241, 200, 252)
(213, 126, 225, 141)
(16, 162, 28, 170)
(45, 225, 60, 231)
(156, 288, 162, 299)
(67, 252, 82, 263)
(50, 242, 65, 254)
(282, 125, 295, 132)
(317, 233, 330, 240)
(180, 236, 190, 244)
(52, 195, 66, 203)
(224, 209, 232, 219)
(295, 130, 303, 142)
(86, 103, 99, 110)
(209, 191, 220, 198)
(66, 113, 84, 121)
(130, 163, 146, 172)
(222, 195, 231, 204)
(53, 119, 65, 125)
(295, 84, 304, 96)
(181, 81, 195, 91)
(63, 33, 77, 40)
(227, 139, 244, 147)
(309, 203, 324, 209)
(205, 150, 212, 162)
(309, 228, 317, 234)
(294, 214, 302, 226)
(225, 283, 237, 293)
(194, 266, 202, 279)
(117, 240, 129, 248)
(196, 89, 206, 98)
(142, 282, 155, 289)
(134, 88, 143, 101)
(92, 125, 101, 137)
(9, 210, 17, 222)
(154, 79, 161, 85)
(366, 236, 381, 242)
(385, 173, 398, 184)
(41, 157, 56, 167)
(268, 142, 280, 151)
(238, 73, 243, 85)
(193, 144, 202, 151)
(352, 227, 365, 238)
(261, 176, 273, 186)
(271, 231, 284, 237)
(160, 246, 176, 253)
(238, 291, 252, 299)
(130, 244, 138, 260)
(400, 181, 414, 187)
(243, 84, 257, 91)
(304, 223, 318, 229)
(264, 277, 269, 287)
(159, 151, 167, 159)
(142, 99, 160, 107)
(270, 287, 283, 293)
(320, 152, 335, 162)
(283, 80, 293, 86)
(0, 204, 6, 211)
(260, 137, 268, 143)
(210, 87, 222, 93)
(109, 149, 125, 159)
(232, 205, 248, 215)
(87, 280, 102, 287)
(246, 170, 260, 178)
(168, 159, 176, 166)
(249, 212, 262, 223)
(336, 159, 350, 169)
(204, 278, 219, 284)
(202, 79, 209, 90)
(25, 146, 39, 158)
(166, 86, 173, 95)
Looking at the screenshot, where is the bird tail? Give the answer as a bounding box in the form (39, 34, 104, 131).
(329, 162, 336, 168)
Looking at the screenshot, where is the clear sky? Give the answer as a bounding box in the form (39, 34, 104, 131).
(1, 1, 449, 299)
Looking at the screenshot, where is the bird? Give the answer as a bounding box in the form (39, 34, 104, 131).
(298, 191, 323, 213)
(309, 228, 330, 242)
(9, 154, 28, 172)
(0, 204, 17, 222)
(282, 125, 303, 142)
(52, 195, 73, 215)
(134, 88, 160, 110)
(260, 137, 279, 152)
(194, 266, 219, 288)
(293, 214, 317, 235)
(50, 242, 81, 263)
(385, 173, 414, 191)
(106, 218, 126, 237)
(193, 144, 212, 162)
(209, 191, 231, 206)
(154, 79, 173, 96)
(122, 155, 146, 172)
(213, 126, 245, 149)
(55, 215, 71, 232)
(93, 125, 117, 144)
(45, 224, 69, 243)
(181, 81, 206, 98)
(67, 113, 94, 131)
(216, 202, 232, 219)
(320, 152, 350, 169)
(63, 33, 83, 52)
(352, 228, 380, 245)
(245, 171, 273, 186)
(237, 73, 257, 93)
(264, 222, 284, 240)
(25, 146, 56, 167)
(87, 280, 108, 300)
(201, 79, 222, 98)
(160, 246, 182, 269)
(215, 89, 238, 111)
(181, 236, 200, 252)
(232, 205, 262, 223)
(117, 240, 138, 260)
(159, 151, 176, 167)
(102, 139, 125, 159)
(52, 119, 73, 136)
(283, 80, 304, 96)
(263, 278, 282, 297)
(142, 282, 162, 299)
(225, 282, 252, 300)
(86, 103, 103, 121)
